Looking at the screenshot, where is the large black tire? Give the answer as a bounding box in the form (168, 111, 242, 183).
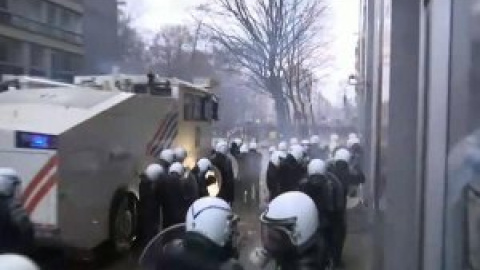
(109, 192, 138, 254)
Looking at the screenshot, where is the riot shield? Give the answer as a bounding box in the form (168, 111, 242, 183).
(138, 223, 186, 270)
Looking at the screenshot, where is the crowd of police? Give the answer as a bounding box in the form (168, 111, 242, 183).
(258, 134, 365, 270)
(0, 132, 364, 270)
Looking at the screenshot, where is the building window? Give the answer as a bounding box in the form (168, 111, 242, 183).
(184, 93, 194, 121)
(60, 9, 81, 34)
(10, 0, 43, 22)
(46, 2, 58, 26)
(195, 126, 201, 148)
(30, 44, 45, 69)
(51, 50, 82, 72)
(0, 36, 23, 75)
(2, 1, 83, 45)
(0, 36, 23, 65)
(184, 93, 210, 121)
(51, 49, 82, 82)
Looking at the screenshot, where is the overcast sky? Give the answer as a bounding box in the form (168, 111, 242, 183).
(125, 0, 360, 106)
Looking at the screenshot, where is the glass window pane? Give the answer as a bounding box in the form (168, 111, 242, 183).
(194, 95, 203, 120)
(445, 0, 480, 269)
(184, 94, 194, 121)
(28, 0, 42, 22)
(10, 0, 42, 22)
(30, 44, 45, 68)
(0, 40, 7, 62)
(46, 3, 58, 26)
(0, 36, 23, 65)
(72, 12, 82, 34)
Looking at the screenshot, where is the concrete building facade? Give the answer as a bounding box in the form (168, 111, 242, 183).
(0, 0, 118, 82)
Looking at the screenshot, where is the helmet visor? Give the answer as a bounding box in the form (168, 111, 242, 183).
(259, 214, 297, 257)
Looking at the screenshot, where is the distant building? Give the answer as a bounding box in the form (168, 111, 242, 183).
(0, 0, 118, 82)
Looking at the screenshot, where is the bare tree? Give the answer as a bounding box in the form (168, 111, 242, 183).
(147, 25, 218, 81)
(282, 37, 332, 135)
(117, 14, 149, 73)
(199, 0, 328, 132)
(148, 25, 192, 79)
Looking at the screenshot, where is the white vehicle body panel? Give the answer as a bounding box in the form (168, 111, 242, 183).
(0, 81, 215, 249)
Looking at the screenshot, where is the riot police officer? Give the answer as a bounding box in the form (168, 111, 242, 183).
(0, 168, 34, 255)
(156, 197, 243, 270)
(160, 163, 188, 229)
(235, 144, 249, 210)
(190, 158, 213, 198)
(139, 164, 165, 245)
(300, 159, 346, 268)
(328, 148, 366, 198)
(251, 191, 327, 269)
(174, 147, 188, 164)
(157, 149, 175, 171)
(266, 151, 287, 201)
(211, 141, 235, 205)
(230, 138, 242, 158)
(278, 141, 288, 153)
(245, 142, 262, 208)
(277, 145, 307, 194)
(309, 135, 329, 160)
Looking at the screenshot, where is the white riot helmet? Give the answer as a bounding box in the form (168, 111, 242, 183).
(249, 142, 258, 150)
(270, 151, 287, 167)
(289, 138, 299, 145)
(233, 138, 242, 146)
(169, 162, 185, 176)
(348, 133, 357, 140)
(0, 168, 20, 197)
(330, 134, 339, 142)
(289, 145, 305, 162)
(334, 148, 352, 163)
(240, 144, 249, 154)
(347, 137, 361, 148)
(0, 254, 39, 270)
(144, 164, 164, 181)
(159, 149, 175, 164)
(301, 140, 310, 152)
(268, 146, 276, 154)
(310, 135, 320, 145)
(307, 159, 326, 176)
(174, 147, 187, 163)
(278, 141, 288, 152)
(260, 191, 319, 253)
(185, 197, 238, 247)
(197, 158, 212, 173)
(215, 141, 229, 155)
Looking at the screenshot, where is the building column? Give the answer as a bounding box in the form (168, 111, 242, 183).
(384, 0, 424, 269)
(45, 48, 53, 78)
(22, 42, 30, 75)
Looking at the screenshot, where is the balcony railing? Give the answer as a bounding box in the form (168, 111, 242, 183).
(0, 8, 83, 45)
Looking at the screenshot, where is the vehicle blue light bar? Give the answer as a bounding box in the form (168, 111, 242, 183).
(15, 131, 58, 150)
